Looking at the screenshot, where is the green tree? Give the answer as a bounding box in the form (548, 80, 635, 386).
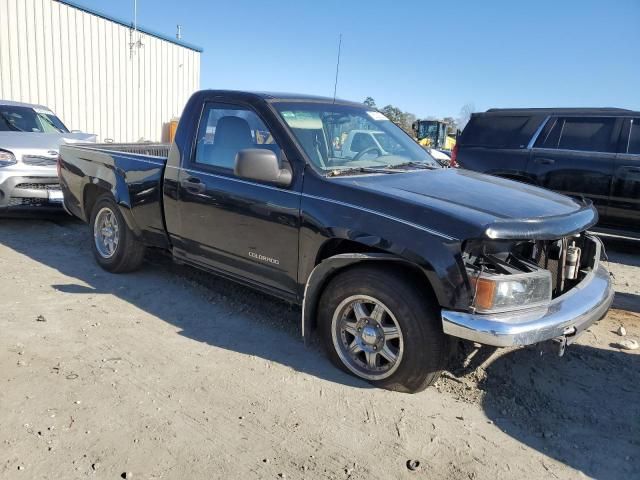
(442, 116, 458, 135)
(363, 97, 377, 108)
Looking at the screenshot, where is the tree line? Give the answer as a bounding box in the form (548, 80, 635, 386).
(363, 97, 474, 135)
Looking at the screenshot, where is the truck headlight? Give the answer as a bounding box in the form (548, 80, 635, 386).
(469, 269, 552, 314)
(0, 149, 17, 167)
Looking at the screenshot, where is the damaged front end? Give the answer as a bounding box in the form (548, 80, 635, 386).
(442, 232, 613, 349)
(463, 233, 601, 314)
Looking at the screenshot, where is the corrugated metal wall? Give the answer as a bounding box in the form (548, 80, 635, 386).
(0, 0, 200, 142)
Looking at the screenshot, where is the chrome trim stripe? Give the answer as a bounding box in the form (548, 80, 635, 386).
(170, 165, 456, 241)
(177, 166, 300, 195)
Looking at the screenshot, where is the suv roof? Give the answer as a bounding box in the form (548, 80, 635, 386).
(482, 107, 639, 116)
(0, 99, 52, 110)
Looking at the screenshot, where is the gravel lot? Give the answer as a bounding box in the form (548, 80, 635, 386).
(1, 218, 638, 480)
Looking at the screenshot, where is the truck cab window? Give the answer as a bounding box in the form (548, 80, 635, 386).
(194, 105, 281, 171)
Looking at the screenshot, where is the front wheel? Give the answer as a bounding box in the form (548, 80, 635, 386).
(318, 265, 448, 393)
(89, 194, 146, 273)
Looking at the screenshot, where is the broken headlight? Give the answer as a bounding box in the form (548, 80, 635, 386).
(468, 269, 552, 314)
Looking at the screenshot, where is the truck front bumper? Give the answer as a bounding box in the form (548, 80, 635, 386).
(441, 263, 614, 347)
(0, 168, 63, 210)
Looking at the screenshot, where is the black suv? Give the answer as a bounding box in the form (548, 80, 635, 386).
(455, 108, 640, 237)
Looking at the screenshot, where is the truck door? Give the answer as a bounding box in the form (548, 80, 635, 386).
(173, 102, 301, 297)
(608, 118, 640, 232)
(528, 116, 621, 223)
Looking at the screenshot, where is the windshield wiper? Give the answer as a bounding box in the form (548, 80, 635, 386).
(384, 161, 438, 170)
(326, 166, 400, 177)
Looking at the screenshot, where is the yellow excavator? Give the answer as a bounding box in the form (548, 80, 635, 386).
(412, 120, 457, 151)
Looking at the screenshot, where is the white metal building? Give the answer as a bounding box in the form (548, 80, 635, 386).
(0, 0, 201, 142)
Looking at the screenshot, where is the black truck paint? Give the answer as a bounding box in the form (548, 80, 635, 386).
(58, 91, 612, 392)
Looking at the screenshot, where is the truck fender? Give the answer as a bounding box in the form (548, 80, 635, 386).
(301, 253, 420, 343)
(85, 174, 142, 239)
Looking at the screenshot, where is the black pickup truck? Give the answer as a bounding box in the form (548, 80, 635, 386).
(59, 90, 614, 393)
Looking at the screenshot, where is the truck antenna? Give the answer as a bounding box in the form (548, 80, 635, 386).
(332, 33, 342, 104)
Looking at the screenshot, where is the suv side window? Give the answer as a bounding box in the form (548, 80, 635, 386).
(460, 115, 530, 148)
(194, 103, 281, 171)
(536, 117, 616, 153)
(628, 119, 640, 154)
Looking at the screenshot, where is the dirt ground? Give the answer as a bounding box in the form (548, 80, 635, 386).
(1, 218, 638, 480)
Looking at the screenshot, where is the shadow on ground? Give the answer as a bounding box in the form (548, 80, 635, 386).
(478, 345, 640, 480)
(602, 236, 640, 268)
(0, 217, 369, 390)
(613, 292, 640, 314)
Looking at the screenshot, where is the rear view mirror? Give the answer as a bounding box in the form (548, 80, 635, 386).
(235, 149, 292, 186)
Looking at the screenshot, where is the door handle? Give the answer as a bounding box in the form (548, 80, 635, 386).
(534, 158, 555, 165)
(180, 176, 205, 193)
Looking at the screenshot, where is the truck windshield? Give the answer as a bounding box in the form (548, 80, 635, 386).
(0, 105, 69, 133)
(274, 102, 439, 174)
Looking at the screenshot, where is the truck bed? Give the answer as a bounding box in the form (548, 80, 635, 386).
(58, 142, 171, 249)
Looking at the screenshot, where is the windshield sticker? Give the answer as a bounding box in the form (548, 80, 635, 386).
(280, 111, 323, 129)
(33, 107, 54, 115)
(367, 111, 389, 121)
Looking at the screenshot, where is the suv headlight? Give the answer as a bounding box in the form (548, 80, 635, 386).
(469, 269, 552, 314)
(0, 149, 17, 167)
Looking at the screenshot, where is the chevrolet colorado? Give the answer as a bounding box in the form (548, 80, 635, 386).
(58, 90, 614, 393)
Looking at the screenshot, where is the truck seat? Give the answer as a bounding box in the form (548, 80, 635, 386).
(199, 116, 254, 169)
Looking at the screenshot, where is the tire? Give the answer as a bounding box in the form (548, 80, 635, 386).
(318, 264, 448, 393)
(89, 194, 146, 273)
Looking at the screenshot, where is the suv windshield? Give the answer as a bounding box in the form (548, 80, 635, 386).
(274, 102, 439, 174)
(0, 105, 69, 133)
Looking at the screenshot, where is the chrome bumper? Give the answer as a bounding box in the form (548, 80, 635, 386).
(441, 264, 614, 347)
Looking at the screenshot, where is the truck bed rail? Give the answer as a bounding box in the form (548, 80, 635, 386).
(72, 143, 170, 158)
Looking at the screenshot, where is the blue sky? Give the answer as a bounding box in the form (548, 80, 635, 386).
(77, 0, 639, 119)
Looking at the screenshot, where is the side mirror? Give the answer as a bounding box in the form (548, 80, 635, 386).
(235, 149, 292, 186)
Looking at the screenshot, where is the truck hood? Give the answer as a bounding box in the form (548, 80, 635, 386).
(338, 168, 597, 240)
(0, 132, 97, 161)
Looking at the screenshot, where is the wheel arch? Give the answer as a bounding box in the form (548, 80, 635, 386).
(301, 253, 438, 343)
(83, 181, 142, 238)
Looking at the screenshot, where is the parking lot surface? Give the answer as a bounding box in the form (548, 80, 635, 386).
(1, 218, 638, 479)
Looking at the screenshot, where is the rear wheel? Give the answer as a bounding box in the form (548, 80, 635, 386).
(318, 265, 448, 393)
(89, 194, 145, 273)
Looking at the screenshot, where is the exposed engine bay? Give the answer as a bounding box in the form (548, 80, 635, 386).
(463, 234, 600, 313)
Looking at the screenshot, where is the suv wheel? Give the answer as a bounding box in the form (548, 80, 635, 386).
(318, 265, 448, 393)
